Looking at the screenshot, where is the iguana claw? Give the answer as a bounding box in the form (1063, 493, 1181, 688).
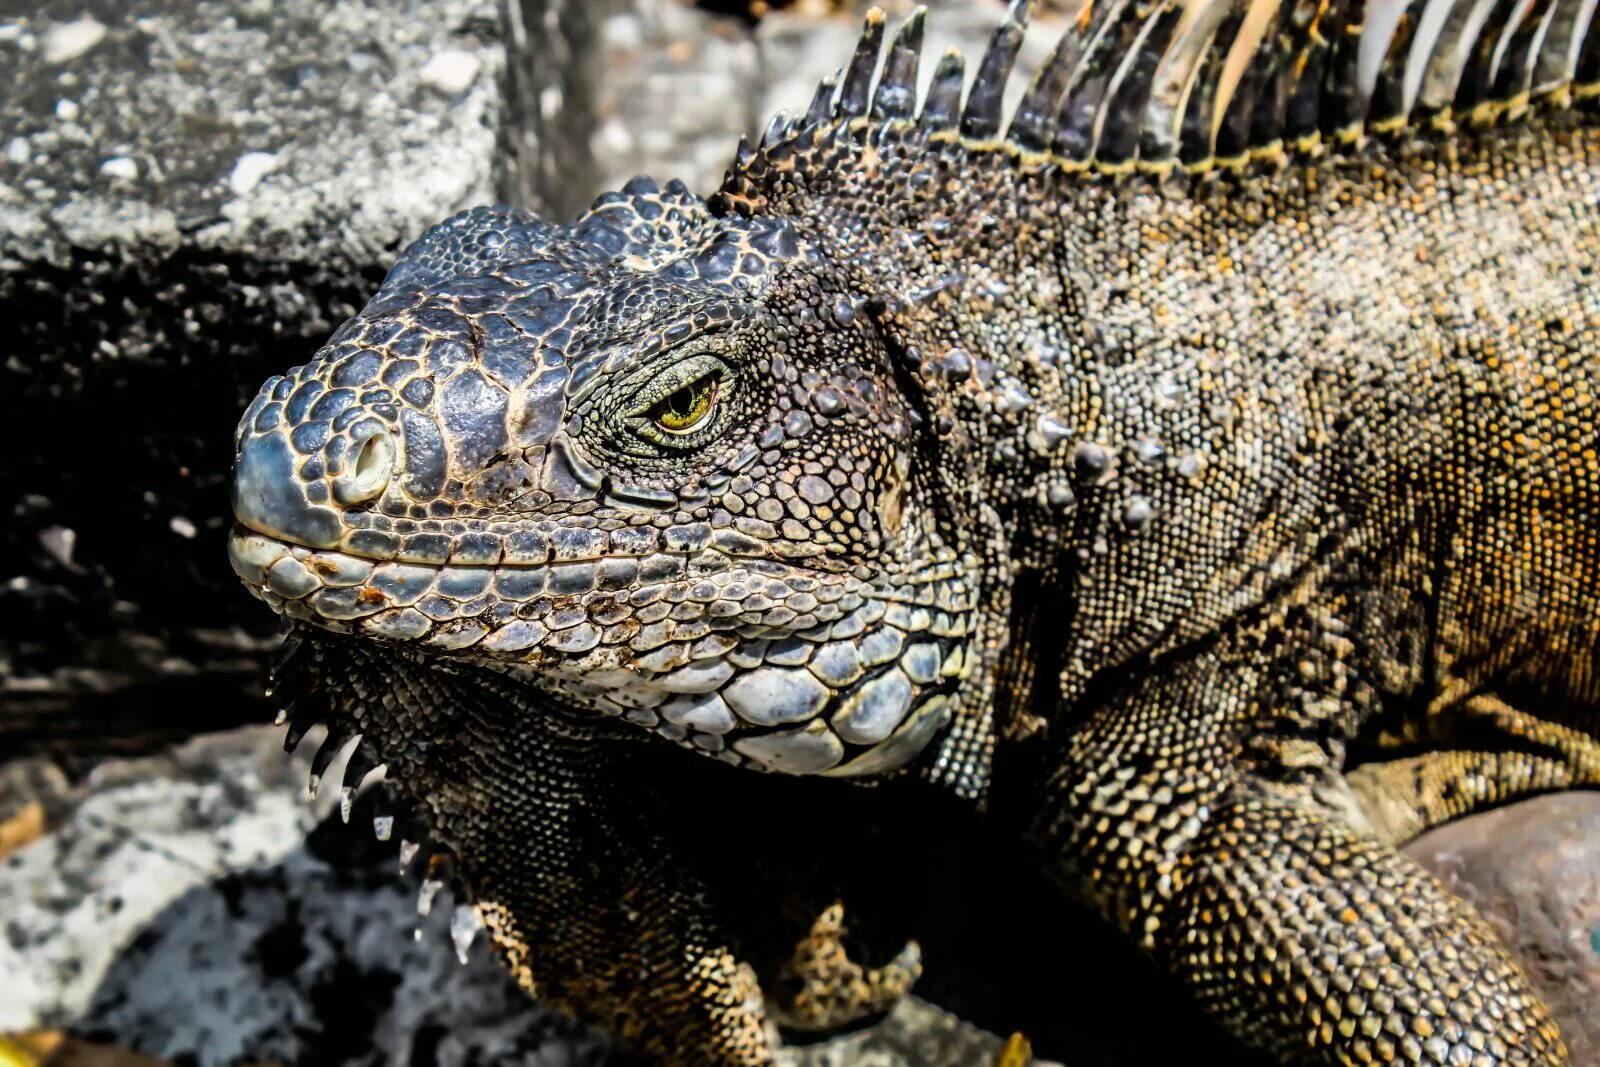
(995, 1032, 1033, 1067)
(769, 901, 922, 1031)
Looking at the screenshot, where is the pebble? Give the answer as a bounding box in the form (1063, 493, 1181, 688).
(42, 18, 106, 64)
(419, 49, 481, 95)
(229, 150, 279, 195)
(100, 156, 138, 181)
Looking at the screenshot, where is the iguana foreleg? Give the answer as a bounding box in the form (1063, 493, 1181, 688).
(1346, 693, 1600, 843)
(1160, 792, 1567, 1065)
(1029, 637, 1572, 1064)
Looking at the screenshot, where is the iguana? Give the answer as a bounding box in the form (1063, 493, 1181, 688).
(227, 0, 1600, 1060)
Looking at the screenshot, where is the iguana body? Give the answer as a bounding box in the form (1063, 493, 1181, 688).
(229, 0, 1600, 1061)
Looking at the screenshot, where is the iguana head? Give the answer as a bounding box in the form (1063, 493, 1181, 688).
(229, 181, 978, 778)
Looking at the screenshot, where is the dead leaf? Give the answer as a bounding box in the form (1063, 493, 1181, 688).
(0, 802, 45, 859)
(0, 1032, 62, 1067)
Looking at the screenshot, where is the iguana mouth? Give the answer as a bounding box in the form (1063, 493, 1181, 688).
(229, 521, 650, 650)
(229, 521, 970, 777)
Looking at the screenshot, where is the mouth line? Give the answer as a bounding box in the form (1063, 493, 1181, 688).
(228, 522, 693, 638)
(232, 520, 642, 572)
(226, 522, 874, 653)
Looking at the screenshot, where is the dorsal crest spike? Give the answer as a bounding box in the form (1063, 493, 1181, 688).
(761, 109, 791, 148)
(1489, 0, 1561, 104)
(1282, 0, 1351, 142)
(874, 8, 928, 120)
(921, 47, 968, 130)
(840, 8, 889, 118)
(963, 0, 1033, 139)
(1579, 5, 1600, 83)
(807, 70, 842, 127)
(1010, 16, 1089, 151)
(1095, 0, 1187, 165)
(1222, 0, 1299, 158)
(1367, 0, 1433, 125)
(1053, 0, 1146, 160)
(1451, 0, 1529, 112)
(1408, 0, 1499, 115)
(1138, 0, 1240, 164)
(1241, 0, 1317, 150)
(1531, 0, 1598, 93)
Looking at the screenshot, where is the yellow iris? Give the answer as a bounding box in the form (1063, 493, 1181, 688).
(650, 373, 719, 434)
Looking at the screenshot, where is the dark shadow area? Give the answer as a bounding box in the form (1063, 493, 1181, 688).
(2, 677, 272, 765)
(2, 249, 383, 729)
(884, 794, 1269, 1067)
(66, 784, 1263, 1067)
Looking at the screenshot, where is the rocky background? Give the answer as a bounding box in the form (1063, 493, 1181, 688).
(2, 1, 1598, 1065)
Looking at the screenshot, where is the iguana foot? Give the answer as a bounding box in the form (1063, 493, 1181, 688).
(768, 901, 922, 1031)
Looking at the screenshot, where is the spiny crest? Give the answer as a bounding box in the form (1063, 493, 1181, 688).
(717, 0, 1599, 210)
(272, 633, 485, 962)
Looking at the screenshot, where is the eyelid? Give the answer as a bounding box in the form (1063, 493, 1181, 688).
(624, 351, 731, 418)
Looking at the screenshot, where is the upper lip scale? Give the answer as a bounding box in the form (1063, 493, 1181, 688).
(230, 520, 671, 572)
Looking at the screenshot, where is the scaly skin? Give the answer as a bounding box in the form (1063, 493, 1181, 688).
(229, 0, 1600, 1062)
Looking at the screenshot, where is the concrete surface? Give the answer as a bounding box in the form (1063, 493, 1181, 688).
(0, 0, 575, 736)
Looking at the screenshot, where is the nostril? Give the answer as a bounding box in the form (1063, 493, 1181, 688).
(334, 431, 395, 505)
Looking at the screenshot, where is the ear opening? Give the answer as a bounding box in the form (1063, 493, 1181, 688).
(864, 297, 980, 555)
(863, 297, 1005, 802)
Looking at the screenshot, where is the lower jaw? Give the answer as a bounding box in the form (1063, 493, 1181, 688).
(230, 524, 961, 779)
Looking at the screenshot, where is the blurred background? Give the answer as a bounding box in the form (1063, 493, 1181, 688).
(1, 1, 1597, 1065)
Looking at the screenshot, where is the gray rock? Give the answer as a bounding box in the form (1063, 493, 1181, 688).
(1405, 791, 1600, 1063)
(0, 724, 1034, 1065)
(69, 846, 616, 1067)
(0, 727, 333, 1031)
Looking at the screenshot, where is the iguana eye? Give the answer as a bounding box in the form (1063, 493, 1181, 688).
(619, 350, 735, 455)
(648, 372, 720, 435)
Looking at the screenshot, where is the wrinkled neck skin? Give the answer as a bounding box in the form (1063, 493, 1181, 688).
(782, 135, 1107, 762)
